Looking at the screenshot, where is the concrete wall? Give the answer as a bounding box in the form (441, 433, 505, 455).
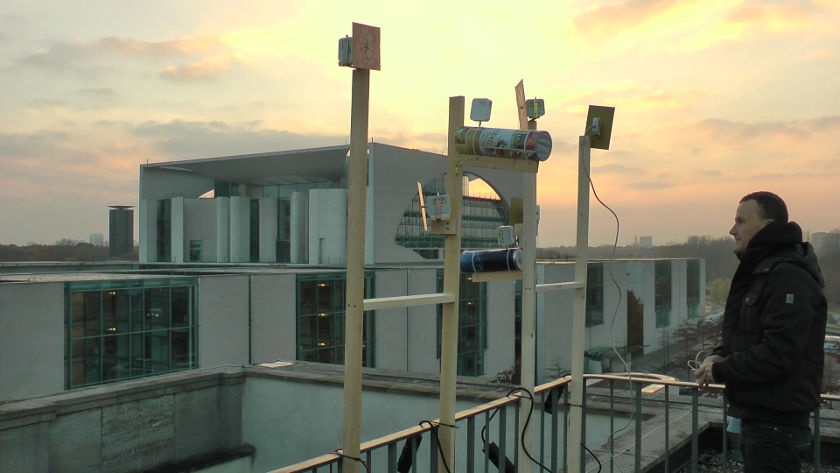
(308, 189, 347, 265)
(373, 270, 409, 371)
(183, 198, 218, 262)
(258, 198, 278, 263)
(216, 197, 230, 263)
(0, 370, 246, 473)
(405, 269, 439, 374)
(172, 196, 185, 263)
(242, 373, 483, 473)
(0, 283, 64, 402)
(250, 274, 296, 363)
(290, 192, 308, 264)
(485, 279, 516, 378)
(229, 196, 250, 263)
(198, 275, 250, 367)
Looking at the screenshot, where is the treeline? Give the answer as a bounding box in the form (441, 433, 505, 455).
(0, 241, 137, 262)
(537, 235, 738, 281)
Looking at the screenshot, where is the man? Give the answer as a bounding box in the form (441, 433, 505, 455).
(696, 191, 826, 472)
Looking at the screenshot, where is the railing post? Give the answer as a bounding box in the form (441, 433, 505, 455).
(635, 382, 642, 473)
(815, 407, 822, 473)
(691, 389, 698, 473)
(664, 385, 670, 473)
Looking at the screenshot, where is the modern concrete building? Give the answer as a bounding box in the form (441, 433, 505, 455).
(0, 143, 705, 404)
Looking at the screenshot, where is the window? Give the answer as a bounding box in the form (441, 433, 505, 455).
(586, 263, 604, 327)
(437, 271, 487, 376)
(189, 240, 202, 262)
(687, 259, 700, 319)
(277, 198, 291, 263)
(64, 279, 197, 389)
(250, 199, 260, 263)
(655, 261, 672, 327)
(395, 176, 507, 259)
(156, 199, 171, 262)
(296, 273, 375, 367)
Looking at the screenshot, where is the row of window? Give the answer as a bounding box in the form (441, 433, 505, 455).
(64, 261, 701, 388)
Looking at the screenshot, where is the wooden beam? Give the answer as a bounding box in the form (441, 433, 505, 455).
(362, 293, 455, 311)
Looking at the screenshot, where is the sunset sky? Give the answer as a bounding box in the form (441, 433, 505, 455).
(1, 0, 838, 247)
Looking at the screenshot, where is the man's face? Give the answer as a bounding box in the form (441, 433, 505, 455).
(729, 199, 771, 256)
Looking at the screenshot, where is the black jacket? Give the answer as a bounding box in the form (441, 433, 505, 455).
(712, 221, 826, 424)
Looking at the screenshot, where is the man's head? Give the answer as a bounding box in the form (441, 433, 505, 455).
(730, 191, 788, 256)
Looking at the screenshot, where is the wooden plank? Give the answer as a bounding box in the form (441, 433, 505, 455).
(457, 153, 538, 173)
(439, 96, 465, 473)
(362, 293, 455, 311)
(535, 281, 584, 292)
(341, 67, 370, 473)
(469, 270, 522, 282)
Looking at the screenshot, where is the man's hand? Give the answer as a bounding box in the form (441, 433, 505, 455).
(695, 354, 722, 387)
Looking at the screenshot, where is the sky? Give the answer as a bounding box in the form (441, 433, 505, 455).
(1, 0, 839, 247)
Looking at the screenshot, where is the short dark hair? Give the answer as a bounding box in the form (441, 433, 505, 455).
(740, 191, 788, 223)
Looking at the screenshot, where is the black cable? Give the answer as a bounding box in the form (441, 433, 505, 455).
(581, 443, 602, 473)
(419, 420, 453, 473)
(331, 449, 370, 473)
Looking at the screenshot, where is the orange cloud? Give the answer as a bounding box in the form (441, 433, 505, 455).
(573, 0, 680, 36)
(97, 36, 226, 57)
(159, 54, 243, 81)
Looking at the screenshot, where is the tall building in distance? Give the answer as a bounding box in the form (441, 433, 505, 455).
(108, 205, 134, 257)
(89, 233, 104, 246)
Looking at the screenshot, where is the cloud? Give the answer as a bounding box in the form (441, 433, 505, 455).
(0, 130, 68, 158)
(573, 0, 680, 35)
(131, 119, 346, 159)
(78, 88, 117, 99)
(696, 118, 811, 142)
(802, 48, 839, 61)
(593, 163, 644, 175)
(628, 173, 674, 190)
(159, 54, 243, 81)
(680, 1, 820, 51)
(95, 36, 225, 57)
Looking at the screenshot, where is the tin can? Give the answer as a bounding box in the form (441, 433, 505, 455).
(454, 127, 552, 161)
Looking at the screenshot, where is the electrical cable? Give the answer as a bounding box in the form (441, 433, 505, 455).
(582, 442, 603, 473)
(418, 420, 453, 473)
(330, 449, 370, 473)
(481, 388, 552, 473)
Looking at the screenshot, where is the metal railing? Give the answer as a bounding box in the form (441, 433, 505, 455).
(270, 374, 839, 473)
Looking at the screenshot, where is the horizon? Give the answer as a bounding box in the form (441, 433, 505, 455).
(2, 1, 839, 246)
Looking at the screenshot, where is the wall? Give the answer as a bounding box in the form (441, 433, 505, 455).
(0, 283, 64, 402)
(250, 274, 296, 363)
(258, 198, 278, 263)
(198, 275, 250, 367)
(485, 279, 516, 378)
(0, 369, 246, 473)
(308, 189, 347, 265)
(183, 198, 218, 262)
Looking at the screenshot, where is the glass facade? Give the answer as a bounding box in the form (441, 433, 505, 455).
(655, 261, 672, 327)
(277, 198, 291, 263)
(395, 176, 507, 259)
(249, 199, 260, 263)
(687, 259, 701, 319)
(64, 278, 198, 389)
(586, 263, 604, 327)
(437, 271, 488, 376)
(296, 273, 376, 367)
(156, 199, 171, 262)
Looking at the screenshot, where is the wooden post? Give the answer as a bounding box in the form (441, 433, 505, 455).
(341, 67, 370, 473)
(518, 118, 538, 473)
(568, 134, 591, 473)
(439, 96, 465, 472)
